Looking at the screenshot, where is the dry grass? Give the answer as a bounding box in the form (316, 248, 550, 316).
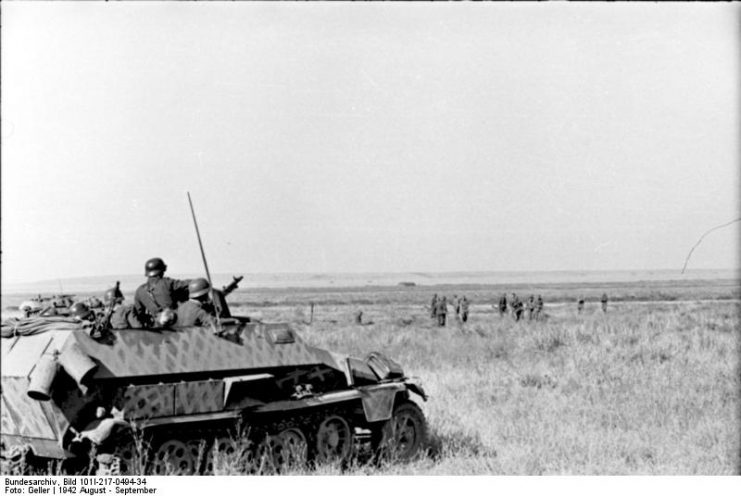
(2, 283, 739, 475)
(261, 296, 740, 475)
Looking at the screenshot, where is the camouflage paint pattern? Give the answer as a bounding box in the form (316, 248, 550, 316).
(173, 379, 224, 415)
(72, 323, 336, 379)
(120, 383, 176, 419)
(0, 377, 56, 439)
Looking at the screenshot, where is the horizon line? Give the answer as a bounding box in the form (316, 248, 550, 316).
(3, 267, 739, 288)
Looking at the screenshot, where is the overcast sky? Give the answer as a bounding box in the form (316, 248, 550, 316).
(1, 3, 738, 284)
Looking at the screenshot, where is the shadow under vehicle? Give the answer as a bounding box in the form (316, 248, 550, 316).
(0, 312, 428, 475)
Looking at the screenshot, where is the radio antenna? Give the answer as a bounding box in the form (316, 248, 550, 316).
(187, 192, 222, 326)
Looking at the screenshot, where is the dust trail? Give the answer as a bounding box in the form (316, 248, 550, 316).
(681, 217, 741, 273)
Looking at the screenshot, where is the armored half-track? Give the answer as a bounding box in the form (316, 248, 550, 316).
(1, 315, 428, 475)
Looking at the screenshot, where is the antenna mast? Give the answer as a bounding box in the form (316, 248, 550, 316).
(187, 192, 221, 326)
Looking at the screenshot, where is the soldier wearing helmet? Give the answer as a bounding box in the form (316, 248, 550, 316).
(104, 285, 143, 330)
(70, 302, 96, 322)
(133, 257, 191, 327)
(175, 278, 217, 327)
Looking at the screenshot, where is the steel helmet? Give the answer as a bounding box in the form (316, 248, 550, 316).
(188, 278, 210, 298)
(104, 286, 124, 304)
(155, 308, 177, 327)
(145, 257, 167, 277)
(70, 302, 94, 320)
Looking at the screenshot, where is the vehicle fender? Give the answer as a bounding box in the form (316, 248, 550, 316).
(404, 378, 428, 401)
(358, 383, 406, 422)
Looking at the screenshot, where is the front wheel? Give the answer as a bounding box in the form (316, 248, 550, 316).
(313, 415, 353, 465)
(372, 400, 427, 462)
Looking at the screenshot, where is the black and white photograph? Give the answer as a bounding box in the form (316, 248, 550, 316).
(1, 0, 739, 485)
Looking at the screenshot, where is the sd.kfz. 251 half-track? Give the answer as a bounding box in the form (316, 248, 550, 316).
(1, 314, 428, 475)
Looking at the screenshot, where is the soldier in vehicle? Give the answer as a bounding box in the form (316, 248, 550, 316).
(104, 285, 143, 330)
(133, 257, 191, 327)
(69, 302, 96, 323)
(176, 278, 217, 327)
(601, 292, 609, 313)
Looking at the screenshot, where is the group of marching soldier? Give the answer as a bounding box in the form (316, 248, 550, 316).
(22, 257, 240, 332)
(497, 293, 545, 321)
(428, 291, 610, 324)
(429, 294, 470, 326)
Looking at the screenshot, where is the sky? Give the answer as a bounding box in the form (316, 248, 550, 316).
(1, 3, 739, 284)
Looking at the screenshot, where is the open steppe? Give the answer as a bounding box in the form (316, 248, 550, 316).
(236, 286, 739, 474)
(2, 276, 739, 474)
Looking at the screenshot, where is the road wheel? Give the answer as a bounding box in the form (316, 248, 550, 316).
(372, 400, 427, 462)
(313, 415, 353, 465)
(239, 433, 277, 475)
(204, 435, 238, 474)
(151, 439, 199, 475)
(109, 432, 140, 475)
(274, 427, 308, 472)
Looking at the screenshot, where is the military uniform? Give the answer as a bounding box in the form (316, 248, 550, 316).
(601, 293, 608, 313)
(436, 297, 448, 327)
(176, 300, 216, 327)
(498, 295, 507, 317)
(134, 277, 191, 325)
(460, 297, 469, 323)
(110, 304, 143, 330)
(511, 294, 523, 321)
(535, 295, 544, 320)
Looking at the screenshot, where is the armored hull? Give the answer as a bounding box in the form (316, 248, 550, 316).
(1, 317, 427, 474)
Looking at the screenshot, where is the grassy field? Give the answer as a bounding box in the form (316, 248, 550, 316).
(235, 284, 739, 475)
(2, 280, 739, 475)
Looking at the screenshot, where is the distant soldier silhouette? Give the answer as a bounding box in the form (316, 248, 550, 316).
(437, 296, 448, 326)
(355, 310, 363, 324)
(453, 295, 461, 320)
(430, 294, 439, 319)
(460, 296, 470, 323)
(535, 295, 544, 321)
(498, 294, 508, 317)
(134, 257, 191, 327)
(511, 293, 524, 321)
(601, 293, 608, 313)
(577, 297, 585, 314)
(527, 295, 535, 321)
